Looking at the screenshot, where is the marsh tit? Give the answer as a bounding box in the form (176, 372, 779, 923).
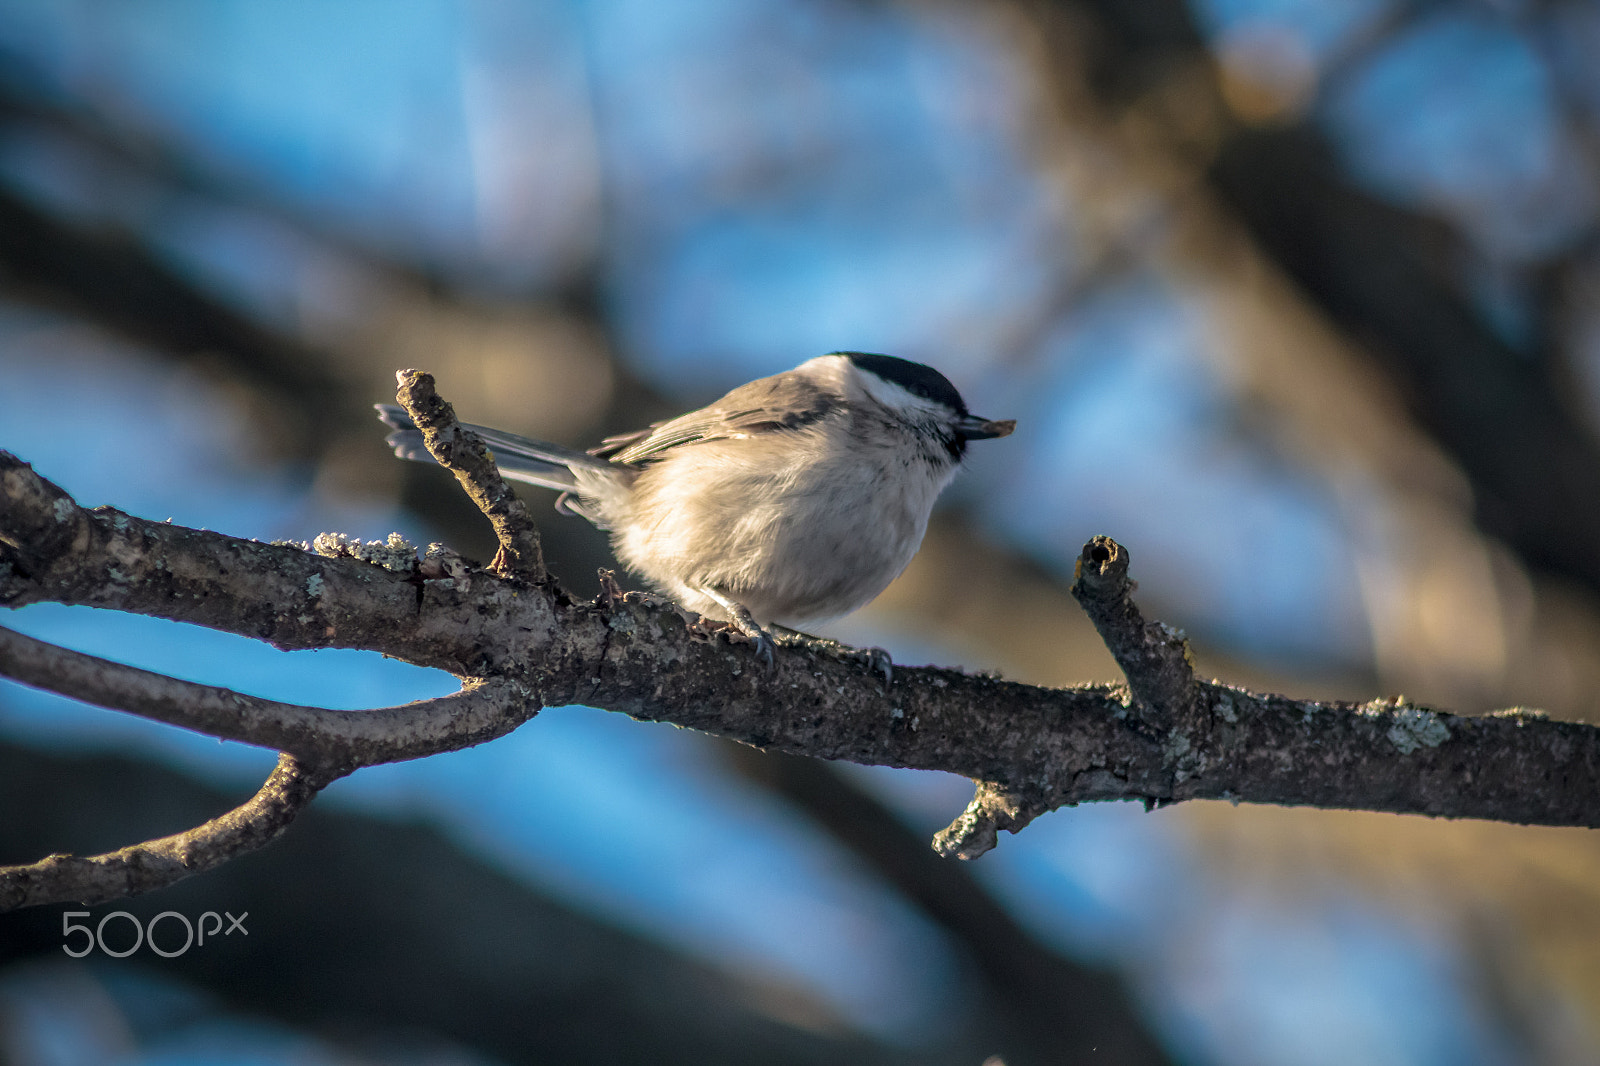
(376, 352, 1015, 667)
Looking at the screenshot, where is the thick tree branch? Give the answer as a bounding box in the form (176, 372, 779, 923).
(0, 753, 337, 910)
(4, 372, 1599, 907)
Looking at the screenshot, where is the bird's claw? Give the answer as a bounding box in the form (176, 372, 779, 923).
(750, 629, 776, 670)
(698, 601, 779, 672)
(861, 646, 894, 686)
(728, 616, 777, 671)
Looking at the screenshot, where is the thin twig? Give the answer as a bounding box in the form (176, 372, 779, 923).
(393, 369, 545, 581)
(0, 626, 535, 766)
(0, 754, 338, 910)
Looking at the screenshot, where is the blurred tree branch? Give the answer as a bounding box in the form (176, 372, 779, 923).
(1039, 0, 1600, 602)
(0, 184, 347, 455)
(4, 373, 1599, 911)
(1208, 126, 1600, 594)
(729, 746, 1172, 1064)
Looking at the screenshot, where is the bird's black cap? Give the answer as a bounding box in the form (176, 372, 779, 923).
(836, 352, 969, 416)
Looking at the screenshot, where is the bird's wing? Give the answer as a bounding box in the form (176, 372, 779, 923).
(596, 372, 837, 465)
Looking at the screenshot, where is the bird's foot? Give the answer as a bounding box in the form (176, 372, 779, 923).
(695, 587, 778, 671)
(770, 626, 893, 686)
(722, 602, 777, 671)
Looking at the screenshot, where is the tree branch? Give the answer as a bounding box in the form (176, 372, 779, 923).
(0, 753, 337, 910)
(393, 368, 545, 581)
(1071, 535, 1197, 725)
(0, 626, 533, 766)
(4, 373, 1599, 908)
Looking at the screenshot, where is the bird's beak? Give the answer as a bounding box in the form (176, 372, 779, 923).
(957, 416, 1016, 441)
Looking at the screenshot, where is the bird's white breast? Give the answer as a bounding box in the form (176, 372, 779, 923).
(608, 425, 955, 628)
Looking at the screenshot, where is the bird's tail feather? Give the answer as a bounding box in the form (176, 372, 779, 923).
(373, 404, 610, 494)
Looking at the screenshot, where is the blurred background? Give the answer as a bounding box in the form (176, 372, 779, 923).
(2, 0, 1599, 1062)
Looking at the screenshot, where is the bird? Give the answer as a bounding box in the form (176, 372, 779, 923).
(376, 351, 1014, 670)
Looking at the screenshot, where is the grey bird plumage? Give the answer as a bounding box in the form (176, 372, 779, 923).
(376, 352, 1014, 664)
